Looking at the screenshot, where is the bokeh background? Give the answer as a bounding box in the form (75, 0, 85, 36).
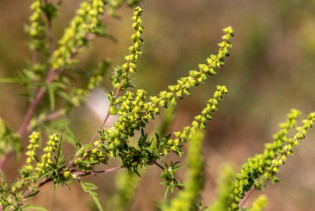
(1, 0, 315, 210)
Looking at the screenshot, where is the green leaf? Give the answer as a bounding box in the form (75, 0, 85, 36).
(80, 181, 104, 211)
(72, 137, 82, 150)
(23, 205, 48, 211)
(48, 85, 55, 111)
(0, 77, 19, 83)
(24, 190, 40, 198)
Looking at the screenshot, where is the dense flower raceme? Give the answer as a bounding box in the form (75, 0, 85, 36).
(228, 110, 315, 210)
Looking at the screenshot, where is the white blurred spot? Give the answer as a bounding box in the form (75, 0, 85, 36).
(86, 88, 118, 128)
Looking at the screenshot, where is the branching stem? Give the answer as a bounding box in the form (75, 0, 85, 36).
(23, 166, 122, 198)
(154, 160, 184, 191)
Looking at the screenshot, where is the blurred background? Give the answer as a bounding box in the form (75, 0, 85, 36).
(1, 0, 315, 210)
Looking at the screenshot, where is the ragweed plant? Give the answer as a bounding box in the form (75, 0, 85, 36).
(226, 110, 315, 211)
(0, 1, 314, 211)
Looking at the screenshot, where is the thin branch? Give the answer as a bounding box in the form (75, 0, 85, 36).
(23, 166, 122, 198)
(240, 188, 255, 208)
(74, 166, 122, 177)
(18, 69, 58, 136)
(37, 108, 66, 125)
(154, 161, 184, 191)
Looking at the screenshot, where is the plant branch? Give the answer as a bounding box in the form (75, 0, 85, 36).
(154, 161, 184, 191)
(18, 69, 57, 136)
(37, 108, 66, 125)
(240, 188, 255, 208)
(23, 166, 122, 199)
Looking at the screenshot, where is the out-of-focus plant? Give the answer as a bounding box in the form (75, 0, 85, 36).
(0, 0, 314, 211)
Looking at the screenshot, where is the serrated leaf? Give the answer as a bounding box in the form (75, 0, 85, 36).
(80, 181, 104, 211)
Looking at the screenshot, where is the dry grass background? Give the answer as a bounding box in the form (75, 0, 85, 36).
(1, 0, 315, 210)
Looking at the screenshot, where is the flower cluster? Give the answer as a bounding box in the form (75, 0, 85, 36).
(25, 0, 46, 52)
(106, 90, 150, 158)
(104, 27, 233, 160)
(73, 140, 109, 172)
(149, 28, 232, 109)
(9, 133, 61, 204)
(228, 110, 315, 210)
(51, 0, 106, 70)
(111, 6, 144, 90)
(166, 28, 233, 101)
(165, 85, 228, 155)
(36, 134, 60, 175)
(23, 132, 40, 173)
(7, 132, 40, 196)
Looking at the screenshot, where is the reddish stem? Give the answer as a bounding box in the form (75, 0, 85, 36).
(240, 188, 255, 208)
(37, 109, 66, 125)
(18, 70, 56, 136)
(0, 152, 13, 170)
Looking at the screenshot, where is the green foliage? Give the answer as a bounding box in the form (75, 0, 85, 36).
(80, 181, 104, 211)
(208, 165, 235, 211)
(0, 118, 20, 157)
(161, 130, 205, 211)
(0, 1, 314, 211)
(227, 110, 315, 210)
